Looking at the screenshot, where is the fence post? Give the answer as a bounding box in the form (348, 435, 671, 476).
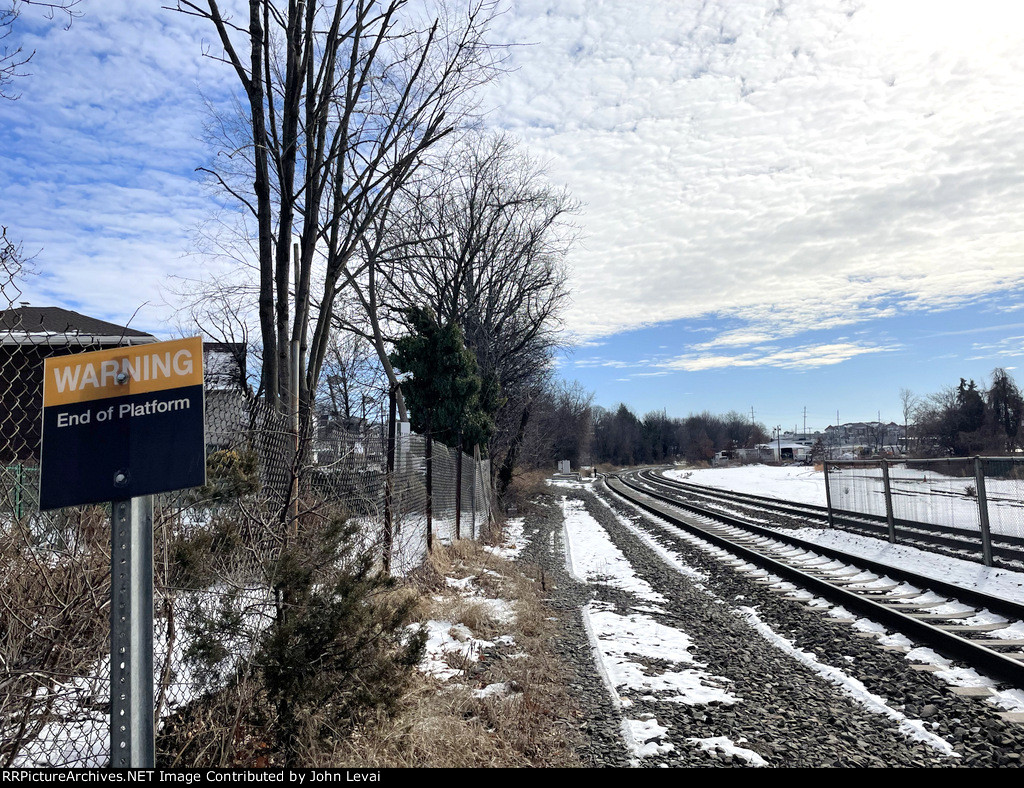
(975, 456, 994, 567)
(823, 461, 835, 529)
(288, 339, 301, 543)
(425, 428, 433, 554)
(470, 445, 477, 541)
(15, 463, 23, 520)
(455, 433, 463, 540)
(881, 458, 896, 544)
(383, 387, 396, 575)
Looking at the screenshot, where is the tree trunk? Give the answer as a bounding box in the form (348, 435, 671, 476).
(497, 398, 534, 497)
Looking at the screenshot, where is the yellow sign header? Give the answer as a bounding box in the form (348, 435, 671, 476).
(43, 336, 204, 408)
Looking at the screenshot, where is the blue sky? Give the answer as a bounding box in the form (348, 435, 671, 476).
(3, 0, 1024, 431)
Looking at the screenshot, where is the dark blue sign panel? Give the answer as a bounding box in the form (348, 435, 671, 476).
(39, 338, 206, 510)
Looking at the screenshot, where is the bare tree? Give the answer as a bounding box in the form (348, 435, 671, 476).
(1, 225, 26, 287)
(899, 387, 917, 455)
(170, 0, 502, 421)
(166, 270, 262, 395)
(320, 320, 386, 424)
(369, 131, 577, 482)
(384, 133, 575, 377)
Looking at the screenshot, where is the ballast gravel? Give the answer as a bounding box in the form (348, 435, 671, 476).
(516, 479, 1024, 767)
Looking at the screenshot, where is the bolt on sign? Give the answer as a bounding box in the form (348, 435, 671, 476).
(39, 336, 206, 510)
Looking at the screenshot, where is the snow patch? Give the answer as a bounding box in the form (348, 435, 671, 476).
(561, 496, 665, 603)
(687, 736, 769, 767)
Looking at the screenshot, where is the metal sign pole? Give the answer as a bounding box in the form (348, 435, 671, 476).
(110, 495, 155, 768)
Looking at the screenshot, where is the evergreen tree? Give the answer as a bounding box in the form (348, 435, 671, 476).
(988, 368, 1024, 452)
(390, 306, 493, 448)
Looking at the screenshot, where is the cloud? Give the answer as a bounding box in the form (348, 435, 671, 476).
(0, 4, 237, 331)
(5, 0, 1024, 357)
(659, 341, 894, 372)
(966, 336, 1024, 363)
(482, 0, 1024, 342)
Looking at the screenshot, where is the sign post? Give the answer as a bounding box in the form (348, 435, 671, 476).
(40, 336, 206, 768)
(109, 496, 154, 768)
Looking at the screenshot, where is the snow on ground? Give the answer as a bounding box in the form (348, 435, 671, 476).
(483, 517, 527, 561)
(686, 736, 768, 767)
(664, 465, 827, 506)
(626, 717, 674, 758)
(581, 600, 737, 764)
(573, 478, 974, 757)
(560, 496, 666, 604)
(583, 601, 738, 707)
(780, 527, 1024, 606)
(10, 674, 108, 768)
(418, 570, 521, 685)
(665, 464, 1024, 605)
(665, 462, 1024, 539)
(12, 584, 275, 768)
(419, 620, 496, 682)
(596, 468, 1024, 720)
(386, 510, 494, 576)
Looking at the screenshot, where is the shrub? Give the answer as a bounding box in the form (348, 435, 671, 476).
(195, 449, 259, 502)
(259, 514, 427, 765)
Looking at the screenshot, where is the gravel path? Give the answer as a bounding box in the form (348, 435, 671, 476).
(519, 478, 1024, 767)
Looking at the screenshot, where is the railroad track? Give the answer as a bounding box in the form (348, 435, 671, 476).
(635, 467, 1024, 569)
(605, 470, 1024, 695)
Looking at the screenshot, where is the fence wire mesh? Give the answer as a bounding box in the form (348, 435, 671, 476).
(827, 457, 1024, 544)
(1, 281, 494, 767)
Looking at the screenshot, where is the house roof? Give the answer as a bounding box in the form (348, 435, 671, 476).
(0, 306, 157, 345)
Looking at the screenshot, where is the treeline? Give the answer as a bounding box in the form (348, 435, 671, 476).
(591, 405, 770, 466)
(513, 394, 772, 469)
(911, 368, 1024, 456)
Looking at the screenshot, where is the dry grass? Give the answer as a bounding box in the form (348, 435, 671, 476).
(323, 539, 586, 767)
(501, 469, 556, 515)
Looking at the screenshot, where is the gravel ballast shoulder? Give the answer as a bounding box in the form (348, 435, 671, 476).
(518, 478, 1024, 767)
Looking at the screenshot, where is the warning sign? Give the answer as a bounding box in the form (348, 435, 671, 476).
(39, 336, 206, 510)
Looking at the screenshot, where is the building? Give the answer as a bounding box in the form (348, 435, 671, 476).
(823, 421, 906, 454)
(202, 342, 253, 453)
(757, 441, 813, 463)
(0, 306, 156, 463)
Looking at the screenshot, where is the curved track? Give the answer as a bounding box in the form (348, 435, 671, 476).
(606, 470, 1024, 689)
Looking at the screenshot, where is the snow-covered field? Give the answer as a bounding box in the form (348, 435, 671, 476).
(664, 464, 828, 506)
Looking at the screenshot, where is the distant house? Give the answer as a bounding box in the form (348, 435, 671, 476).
(204, 342, 248, 392)
(0, 306, 157, 463)
(824, 421, 905, 452)
(757, 441, 812, 463)
(202, 342, 253, 452)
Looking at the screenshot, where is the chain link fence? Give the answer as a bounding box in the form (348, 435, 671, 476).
(825, 457, 1024, 559)
(1, 273, 494, 766)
